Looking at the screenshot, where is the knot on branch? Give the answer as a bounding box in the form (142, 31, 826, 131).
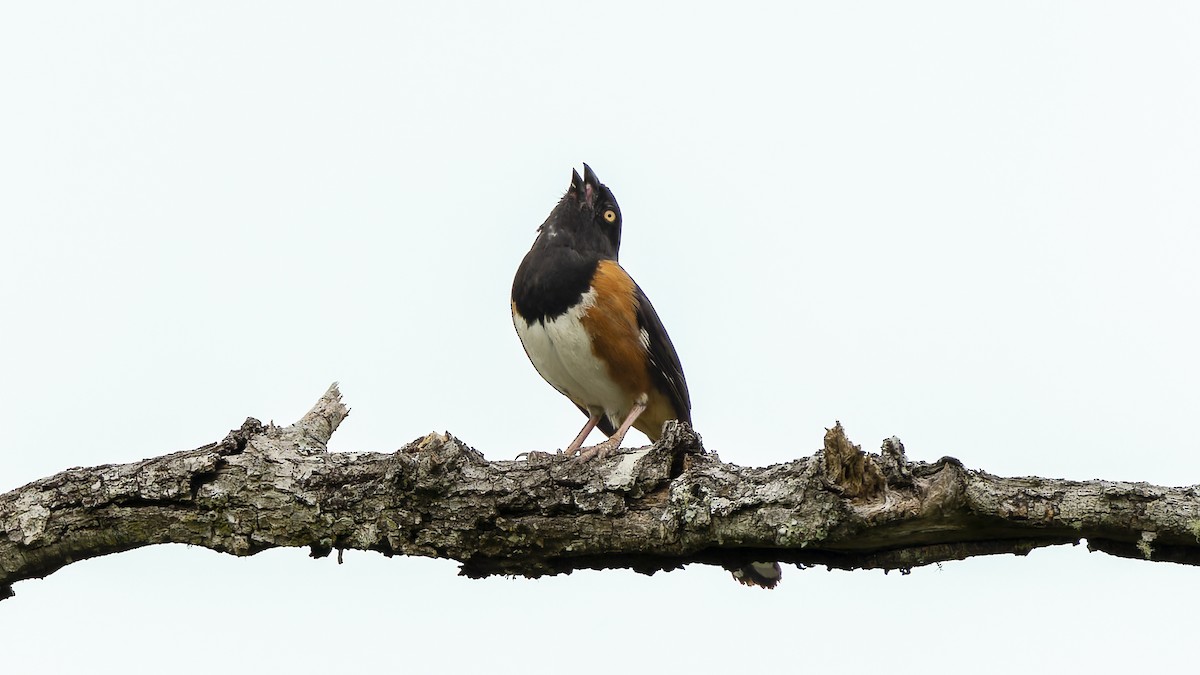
(659, 420, 704, 455)
(390, 432, 487, 490)
(912, 456, 967, 514)
(215, 418, 266, 456)
(879, 436, 913, 486)
(822, 422, 887, 499)
(401, 432, 486, 464)
(657, 420, 705, 478)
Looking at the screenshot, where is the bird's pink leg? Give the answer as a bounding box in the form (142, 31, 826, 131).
(576, 399, 647, 462)
(516, 413, 602, 460)
(564, 413, 602, 457)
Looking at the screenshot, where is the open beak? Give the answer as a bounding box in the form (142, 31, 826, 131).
(581, 163, 600, 208)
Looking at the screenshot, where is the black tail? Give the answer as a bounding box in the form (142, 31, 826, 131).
(728, 562, 783, 589)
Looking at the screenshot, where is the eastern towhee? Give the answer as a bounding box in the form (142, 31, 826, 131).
(511, 164, 781, 588)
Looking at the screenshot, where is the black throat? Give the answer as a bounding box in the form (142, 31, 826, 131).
(512, 243, 601, 325)
(513, 166, 622, 324)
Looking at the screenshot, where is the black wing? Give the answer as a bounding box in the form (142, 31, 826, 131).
(634, 283, 692, 425)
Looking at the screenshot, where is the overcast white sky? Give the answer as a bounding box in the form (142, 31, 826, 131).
(2, 2, 1198, 672)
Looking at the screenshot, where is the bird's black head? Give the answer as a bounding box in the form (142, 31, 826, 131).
(533, 163, 622, 260)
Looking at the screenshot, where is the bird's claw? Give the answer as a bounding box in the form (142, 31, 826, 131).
(515, 449, 558, 461)
(516, 441, 620, 463)
(574, 439, 619, 463)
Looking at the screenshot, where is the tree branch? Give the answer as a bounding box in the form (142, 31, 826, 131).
(3, 384, 1198, 600)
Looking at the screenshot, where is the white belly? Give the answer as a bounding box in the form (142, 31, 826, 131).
(513, 289, 630, 422)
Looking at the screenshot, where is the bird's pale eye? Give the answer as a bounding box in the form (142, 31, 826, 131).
(602, 209, 617, 223)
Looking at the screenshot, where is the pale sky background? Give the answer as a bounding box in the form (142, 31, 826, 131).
(2, 2, 1198, 672)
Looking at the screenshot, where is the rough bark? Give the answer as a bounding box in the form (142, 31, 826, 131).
(3, 384, 1198, 600)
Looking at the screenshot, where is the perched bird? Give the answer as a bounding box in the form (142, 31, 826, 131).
(511, 164, 782, 588)
(511, 164, 690, 461)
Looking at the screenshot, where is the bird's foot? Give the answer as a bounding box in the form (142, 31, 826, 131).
(515, 450, 559, 461)
(574, 438, 621, 463)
